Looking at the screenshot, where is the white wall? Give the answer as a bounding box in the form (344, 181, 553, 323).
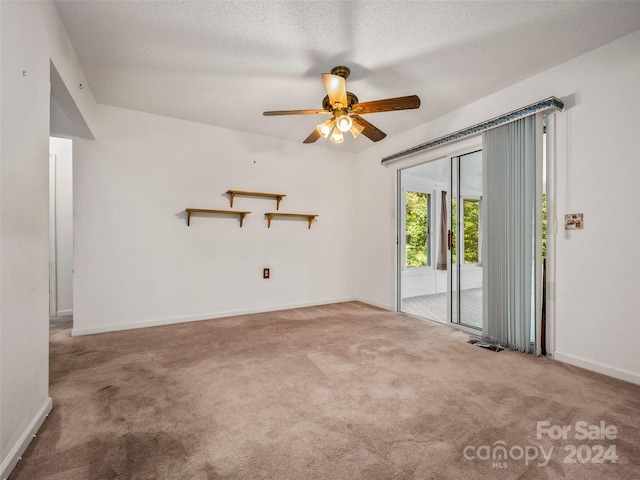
(72, 105, 357, 335)
(0, 2, 99, 477)
(49, 137, 73, 316)
(355, 31, 640, 384)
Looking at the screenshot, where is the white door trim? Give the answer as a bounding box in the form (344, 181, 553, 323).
(49, 153, 57, 318)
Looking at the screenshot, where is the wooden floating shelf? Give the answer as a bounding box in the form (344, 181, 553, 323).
(226, 190, 286, 210)
(265, 212, 318, 229)
(186, 208, 251, 227)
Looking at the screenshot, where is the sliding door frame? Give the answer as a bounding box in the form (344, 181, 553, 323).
(543, 114, 558, 357)
(450, 149, 484, 332)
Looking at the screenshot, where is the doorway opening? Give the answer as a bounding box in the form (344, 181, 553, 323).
(49, 137, 73, 326)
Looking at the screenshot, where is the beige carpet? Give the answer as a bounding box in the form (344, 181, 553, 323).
(10, 302, 640, 479)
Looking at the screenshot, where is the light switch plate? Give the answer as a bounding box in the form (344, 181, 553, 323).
(565, 213, 583, 230)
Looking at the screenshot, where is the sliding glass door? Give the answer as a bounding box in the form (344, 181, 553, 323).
(450, 150, 483, 330)
(398, 158, 449, 324)
(397, 151, 483, 330)
(398, 116, 545, 355)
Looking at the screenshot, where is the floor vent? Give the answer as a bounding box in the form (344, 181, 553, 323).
(468, 337, 504, 352)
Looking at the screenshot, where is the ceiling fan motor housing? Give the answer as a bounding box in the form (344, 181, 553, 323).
(323, 91, 359, 111)
(331, 66, 351, 79)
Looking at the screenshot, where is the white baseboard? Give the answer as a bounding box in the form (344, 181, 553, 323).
(553, 351, 640, 385)
(353, 297, 394, 311)
(1, 397, 53, 480)
(71, 297, 362, 336)
(55, 309, 73, 317)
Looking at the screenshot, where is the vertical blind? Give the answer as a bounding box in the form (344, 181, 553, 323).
(482, 116, 539, 353)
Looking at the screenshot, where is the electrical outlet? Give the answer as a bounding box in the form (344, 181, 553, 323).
(263, 268, 270, 279)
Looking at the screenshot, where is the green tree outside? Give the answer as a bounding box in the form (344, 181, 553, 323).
(407, 192, 546, 268)
(405, 191, 429, 267)
(542, 193, 547, 260)
(463, 199, 480, 264)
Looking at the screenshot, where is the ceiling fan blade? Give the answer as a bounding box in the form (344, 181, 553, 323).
(351, 95, 420, 114)
(263, 109, 329, 116)
(322, 73, 348, 108)
(352, 115, 387, 142)
(303, 129, 321, 144)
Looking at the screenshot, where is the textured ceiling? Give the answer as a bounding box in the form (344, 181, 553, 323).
(54, 1, 640, 152)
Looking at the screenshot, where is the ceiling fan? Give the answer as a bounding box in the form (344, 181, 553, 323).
(263, 66, 421, 144)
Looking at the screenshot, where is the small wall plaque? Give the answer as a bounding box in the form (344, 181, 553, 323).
(565, 213, 583, 230)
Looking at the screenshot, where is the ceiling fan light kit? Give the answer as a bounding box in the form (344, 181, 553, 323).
(335, 112, 353, 133)
(316, 118, 334, 138)
(330, 128, 344, 144)
(263, 66, 421, 144)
